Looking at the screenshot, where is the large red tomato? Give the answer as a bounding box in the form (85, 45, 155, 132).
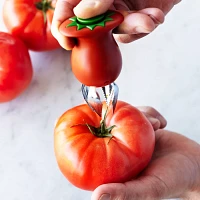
(54, 101, 155, 190)
(3, 0, 60, 51)
(0, 32, 33, 103)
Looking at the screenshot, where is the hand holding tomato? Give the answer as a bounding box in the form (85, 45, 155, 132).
(54, 101, 165, 191)
(0, 32, 33, 103)
(92, 130, 200, 200)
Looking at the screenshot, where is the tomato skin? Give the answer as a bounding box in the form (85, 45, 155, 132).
(3, 0, 60, 51)
(54, 101, 155, 190)
(0, 32, 33, 103)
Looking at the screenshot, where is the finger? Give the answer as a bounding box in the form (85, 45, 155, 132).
(147, 117, 161, 131)
(115, 12, 155, 35)
(113, 14, 154, 43)
(114, 33, 148, 43)
(113, 0, 130, 10)
(74, 0, 114, 19)
(174, 0, 182, 5)
(137, 106, 167, 129)
(137, 8, 165, 25)
(114, 8, 164, 35)
(112, 8, 164, 43)
(51, 0, 80, 50)
(91, 177, 168, 200)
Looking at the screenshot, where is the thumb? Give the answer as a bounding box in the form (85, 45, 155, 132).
(91, 178, 168, 200)
(73, 0, 114, 19)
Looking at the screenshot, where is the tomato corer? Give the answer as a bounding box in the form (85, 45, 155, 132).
(59, 10, 124, 87)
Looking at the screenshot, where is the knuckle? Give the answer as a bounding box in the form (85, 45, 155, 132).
(115, 34, 133, 43)
(139, 106, 159, 117)
(145, 106, 157, 113)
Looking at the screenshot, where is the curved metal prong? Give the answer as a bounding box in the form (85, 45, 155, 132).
(102, 82, 119, 113)
(81, 82, 119, 117)
(81, 84, 102, 117)
(111, 82, 119, 113)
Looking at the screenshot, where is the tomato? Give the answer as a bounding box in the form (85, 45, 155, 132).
(0, 32, 33, 103)
(59, 11, 124, 87)
(54, 100, 155, 190)
(3, 0, 60, 51)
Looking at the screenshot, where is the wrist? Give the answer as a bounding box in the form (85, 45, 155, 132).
(184, 144, 200, 199)
(192, 147, 200, 192)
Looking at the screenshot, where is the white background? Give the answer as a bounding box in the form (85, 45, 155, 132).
(0, 0, 199, 200)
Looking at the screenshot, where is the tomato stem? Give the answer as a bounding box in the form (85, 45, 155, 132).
(35, 0, 54, 23)
(71, 107, 116, 139)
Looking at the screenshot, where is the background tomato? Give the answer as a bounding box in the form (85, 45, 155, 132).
(54, 100, 155, 190)
(0, 32, 33, 103)
(3, 0, 60, 51)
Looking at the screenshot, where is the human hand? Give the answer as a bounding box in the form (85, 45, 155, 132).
(91, 118, 200, 200)
(51, 0, 181, 50)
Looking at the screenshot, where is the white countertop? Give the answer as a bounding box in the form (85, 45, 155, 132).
(0, 1, 200, 200)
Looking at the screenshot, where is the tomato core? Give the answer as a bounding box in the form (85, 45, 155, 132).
(73, 110, 115, 139)
(35, 0, 52, 12)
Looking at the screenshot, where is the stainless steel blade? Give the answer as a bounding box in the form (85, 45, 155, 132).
(81, 84, 102, 117)
(81, 82, 119, 117)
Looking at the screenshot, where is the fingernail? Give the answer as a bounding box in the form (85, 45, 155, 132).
(149, 15, 163, 25)
(135, 26, 151, 34)
(148, 117, 159, 125)
(99, 194, 111, 200)
(157, 116, 167, 128)
(148, 117, 160, 130)
(79, 0, 100, 8)
(81, 1, 96, 7)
